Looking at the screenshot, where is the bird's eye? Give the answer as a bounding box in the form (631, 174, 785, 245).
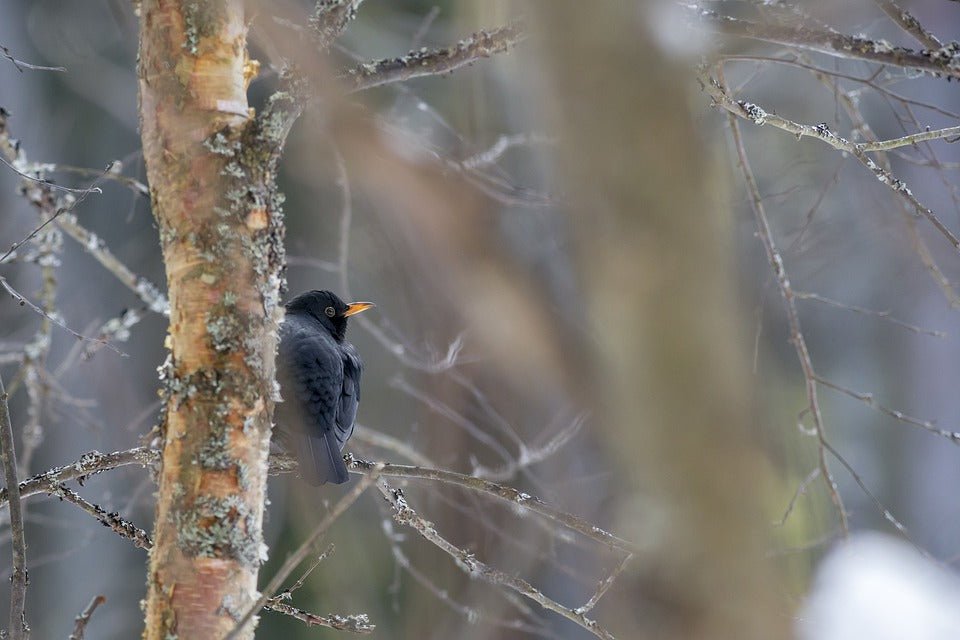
(324, 306, 336, 317)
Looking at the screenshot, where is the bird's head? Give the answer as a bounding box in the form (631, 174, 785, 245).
(285, 290, 374, 341)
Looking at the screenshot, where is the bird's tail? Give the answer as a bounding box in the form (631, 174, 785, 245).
(297, 430, 350, 486)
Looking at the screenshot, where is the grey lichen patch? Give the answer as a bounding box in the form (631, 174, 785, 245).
(182, 2, 227, 55)
(206, 310, 243, 353)
(737, 100, 767, 126)
(221, 161, 245, 179)
(157, 357, 228, 410)
(176, 494, 262, 565)
(198, 429, 232, 469)
(198, 401, 233, 470)
(204, 131, 239, 157)
(235, 460, 250, 491)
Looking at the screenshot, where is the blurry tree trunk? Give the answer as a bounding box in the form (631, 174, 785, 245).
(138, 2, 291, 638)
(533, 3, 788, 639)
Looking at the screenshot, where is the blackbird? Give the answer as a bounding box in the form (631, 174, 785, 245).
(276, 290, 373, 485)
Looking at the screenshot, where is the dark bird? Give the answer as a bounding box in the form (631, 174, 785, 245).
(276, 290, 373, 485)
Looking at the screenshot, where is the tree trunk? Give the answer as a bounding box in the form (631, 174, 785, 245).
(138, 2, 291, 638)
(534, 3, 789, 639)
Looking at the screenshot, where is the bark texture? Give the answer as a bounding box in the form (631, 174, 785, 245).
(138, 2, 292, 638)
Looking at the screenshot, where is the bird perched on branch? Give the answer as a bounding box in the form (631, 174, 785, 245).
(276, 290, 373, 485)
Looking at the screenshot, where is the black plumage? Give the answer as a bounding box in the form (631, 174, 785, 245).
(276, 290, 373, 485)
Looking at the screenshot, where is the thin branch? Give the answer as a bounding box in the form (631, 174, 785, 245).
(391, 376, 515, 467)
(349, 457, 638, 555)
(51, 163, 149, 196)
(49, 484, 152, 549)
(227, 466, 382, 639)
(774, 467, 820, 527)
(0, 163, 107, 265)
(574, 554, 632, 616)
(0, 45, 66, 73)
(720, 53, 960, 123)
(857, 125, 960, 153)
(688, 5, 960, 79)
(723, 96, 849, 534)
(261, 601, 374, 633)
(701, 69, 960, 254)
(0, 447, 155, 509)
(411, 7, 441, 49)
(815, 376, 960, 443)
(285, 255, 338, 272)
(378, 480, 615, 640)
(351, 423, 436, 467)
(344, 22, 525, 91)
(274, 543, 335, 600)
(820, 439, 913, 541)
(461, 133, 554, 170)
(68, 595, 107, 640)
(0, 276, 120, 352)
(375, 498, 556, 637)
(0, 447, 298, 510)
(871, 0, 942, 49)
(0, 372, 28, 640)
(0, 155, 101, 195)
(780, 51, 960, 306)
(794, 292, 946, 337)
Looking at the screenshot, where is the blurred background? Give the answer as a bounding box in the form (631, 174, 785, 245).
(1, 0, 959, 638)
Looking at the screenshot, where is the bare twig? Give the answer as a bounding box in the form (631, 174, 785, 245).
(775, 467, 820, 527)
(0, 44, 66, 73)
(410, 6, 441, 49)
(375, 499, 556, 636)
(227, 466, 382, 639)
(700, 69, 960, 254)
(820, 439, 913, 541)
(575, 554, 632, 615)
(52, 163, 149, 196)
(0, 277, 123, 354)
(49, 485, 152, 549)
(351, 423, 435, 467)
(688, 5, 960, 79)
(0, 447, 155, 509)
(795, 292, 946, 337)
(0, 372, 28, 640)
(275, 543, 335, 600)
(0, 447, 299, 510)
(816, 376, 960, 443)
(68, 595, 106, 640)
(778, 51, 960, 306)
(349, 457, 638, 555)
(0, 155, 101, 195)
(724, 98, 849, 534)
(378, 480, 615, 640)
(344, 22, 525, 91)
(261, 601, 374, 633)
(871, 0, 942, 49)
(461, 133, 554, 170)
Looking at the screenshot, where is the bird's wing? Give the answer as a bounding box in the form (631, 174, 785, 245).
(277, 322, 349, 485)
(335, 345, 363, 449)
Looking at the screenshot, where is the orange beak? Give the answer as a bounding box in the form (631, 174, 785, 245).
(343, 301, 375, 317)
